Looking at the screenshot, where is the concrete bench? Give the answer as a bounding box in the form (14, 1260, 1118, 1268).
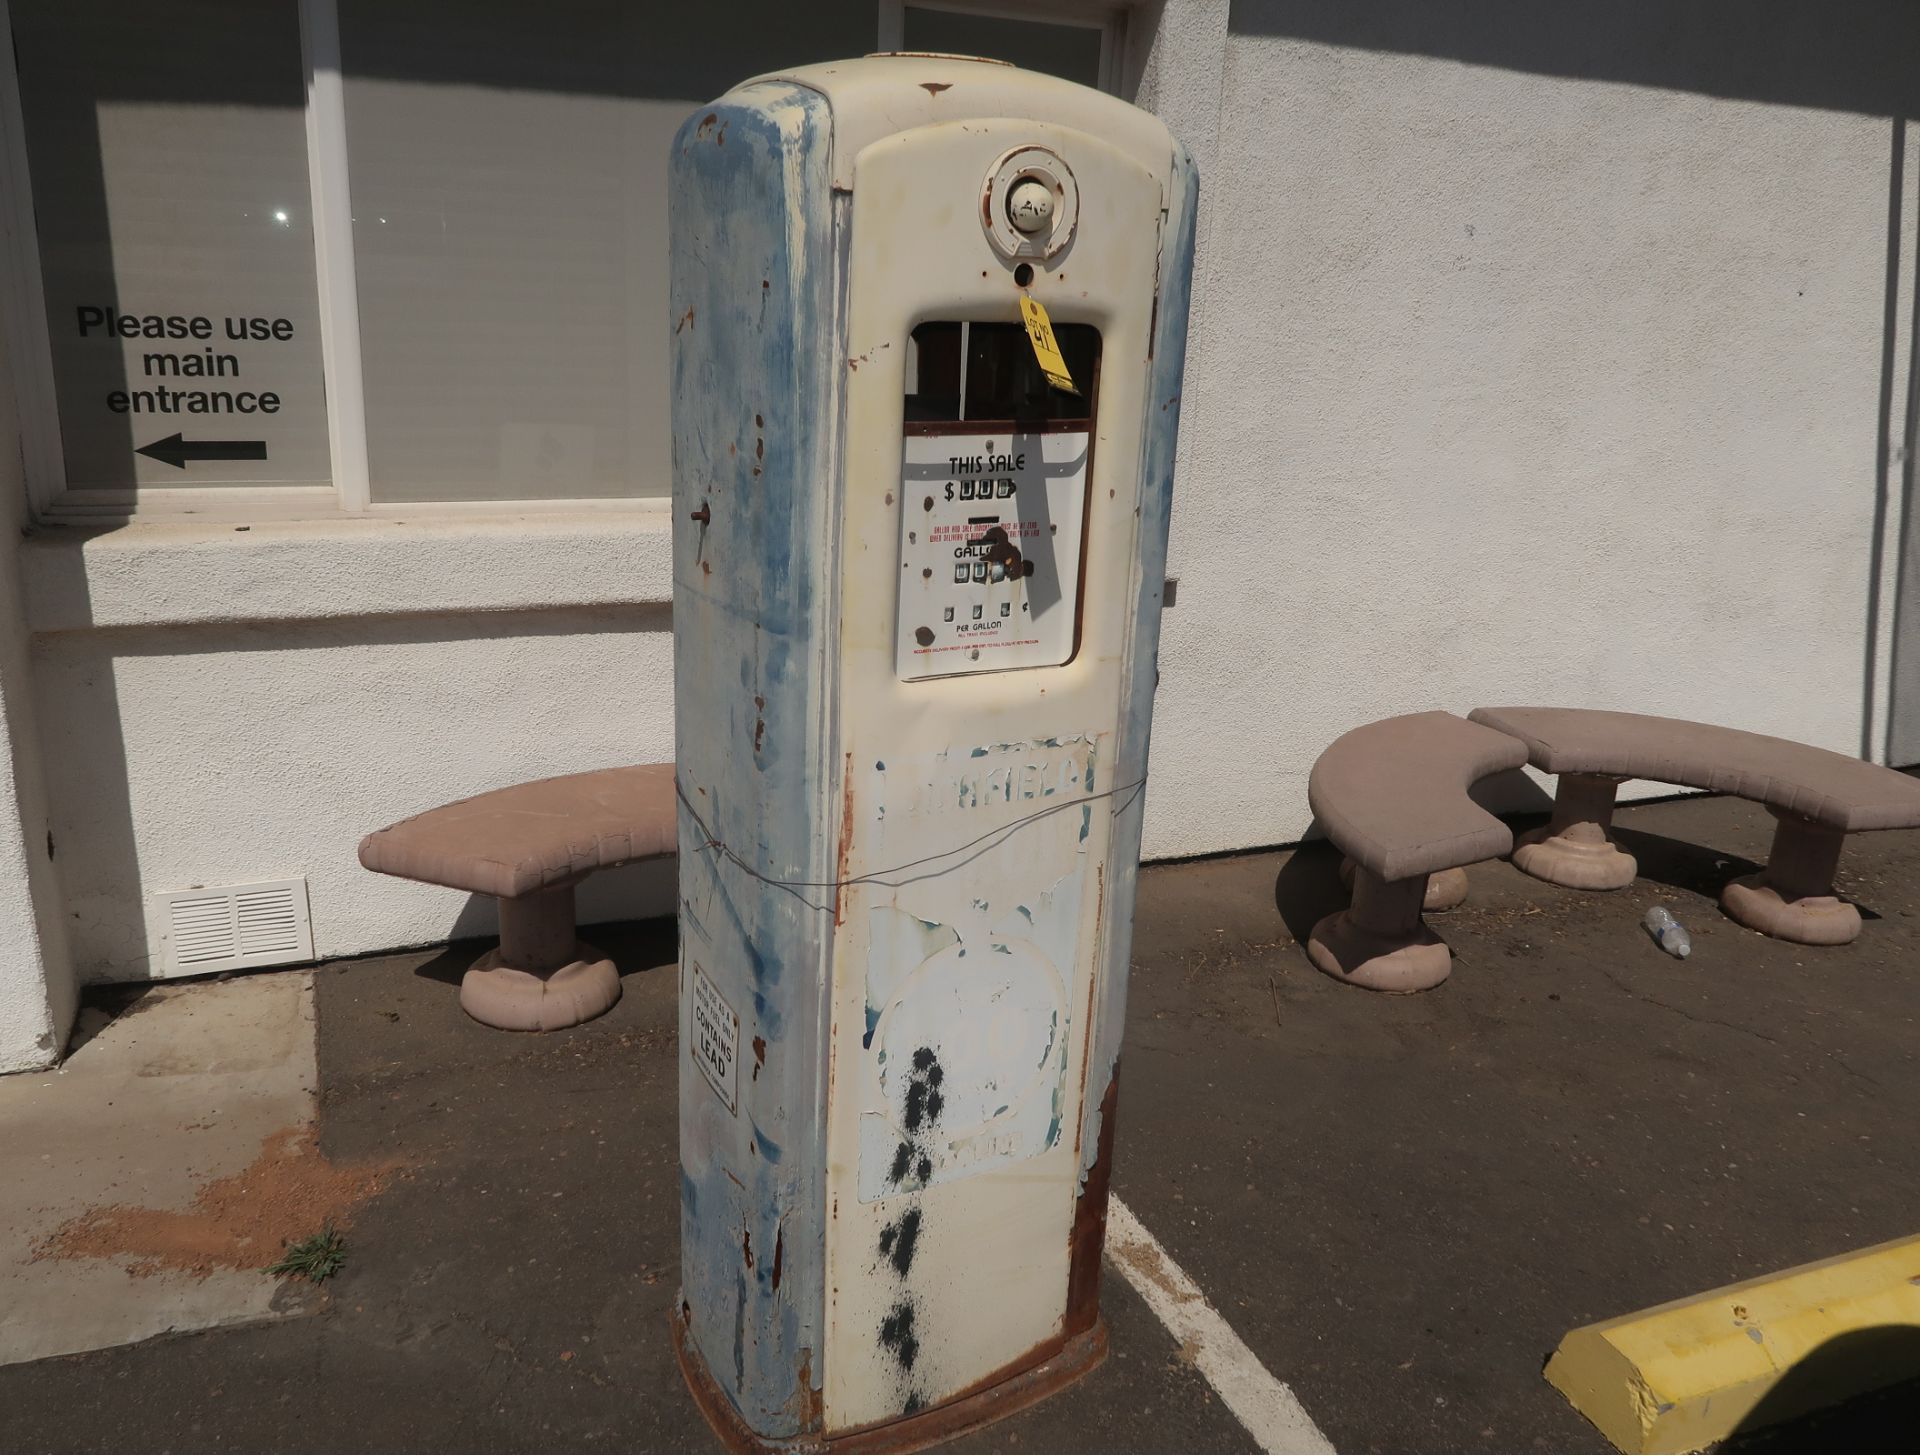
(1468, 707, 1920, 945)
(359, 764, 677, 1030)
(1306, 711, 1529, 992)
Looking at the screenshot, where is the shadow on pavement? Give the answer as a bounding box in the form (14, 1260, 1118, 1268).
(1270, 833, 1343, 945)
(1721, 1327, 1920, 1451)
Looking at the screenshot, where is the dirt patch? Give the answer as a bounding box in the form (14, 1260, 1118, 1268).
(36, 1126, 396, 1279)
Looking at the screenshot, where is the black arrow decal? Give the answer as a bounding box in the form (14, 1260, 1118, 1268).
(136, 433, 269, 470)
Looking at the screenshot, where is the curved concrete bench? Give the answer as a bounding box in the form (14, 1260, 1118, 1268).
(1306, 711, 1529, 992)
(1468, 707, 1920, 945)
(360, 764, 677, 1030)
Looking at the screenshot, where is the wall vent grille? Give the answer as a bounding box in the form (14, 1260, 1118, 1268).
(149, 879, 314, 977)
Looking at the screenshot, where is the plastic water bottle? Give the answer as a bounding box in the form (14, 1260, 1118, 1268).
(1642, 905, 1692, 959)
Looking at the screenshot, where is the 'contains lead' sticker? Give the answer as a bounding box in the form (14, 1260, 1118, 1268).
(1017, 293, 1079, 396)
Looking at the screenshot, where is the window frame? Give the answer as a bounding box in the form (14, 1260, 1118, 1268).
(0, 0, 1127, 525)
(878, 1, 1127, 95)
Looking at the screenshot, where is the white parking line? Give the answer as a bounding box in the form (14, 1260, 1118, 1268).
(1105, 1197, 1338, 1454)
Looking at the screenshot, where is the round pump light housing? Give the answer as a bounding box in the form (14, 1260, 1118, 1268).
(982, 146, 1077, 261)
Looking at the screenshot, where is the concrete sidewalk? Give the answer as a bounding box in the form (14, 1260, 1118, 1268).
(1, 791, 1917, 1453)
(0, 974, 322, 1366)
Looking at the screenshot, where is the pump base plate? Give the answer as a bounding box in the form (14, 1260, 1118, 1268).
(672, 1306, 1107, 1455)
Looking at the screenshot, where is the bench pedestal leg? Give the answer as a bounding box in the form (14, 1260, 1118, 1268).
(1511, 773, 1637, 891)
(461, 884, 621, 1031)
(1340, 856, 1468, 911)
(1721, 811, 1860, 946)
(1308, 868, 1450, 992)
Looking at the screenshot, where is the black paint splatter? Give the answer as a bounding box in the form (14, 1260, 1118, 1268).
(879, 1300, 920, 1372)
(878, 1207, 922, 1277)
(890, 1140, 915, 1185)
(903, 1048, 945, 1133)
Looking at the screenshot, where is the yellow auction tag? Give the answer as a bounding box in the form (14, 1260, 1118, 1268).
(1018, 293, 1080, 396)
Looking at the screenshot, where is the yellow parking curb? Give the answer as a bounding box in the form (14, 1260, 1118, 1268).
(1545, 1234, 1920, 1454)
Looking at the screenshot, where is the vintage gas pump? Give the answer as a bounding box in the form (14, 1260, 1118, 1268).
(670, 55, 1196, 1449)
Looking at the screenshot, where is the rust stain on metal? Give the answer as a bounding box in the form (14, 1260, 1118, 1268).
(673, 1309, 819, 1454)
(752, 1034, 767, 1076)
(1065, 1066, 1120, 1337)
(743, 1229, 754, 1270)
(1069, 866, 1106, 1118)
(677, 307, 697, 334)
(834, 751, 855, 925)
(817, 1325, 1108, 1454)
(675, 1306, 1106, 1454)
(788, 1347, 823, 1430)
(920, 81, 952, 95)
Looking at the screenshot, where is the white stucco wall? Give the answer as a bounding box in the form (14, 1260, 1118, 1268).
(26, 549, 675, 982)
(0, 341, 74, 1067)
(3, 4, 1916, 1011)
(1134, 6, 1914, 859)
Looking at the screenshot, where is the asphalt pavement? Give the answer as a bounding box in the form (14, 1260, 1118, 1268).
(2, 791, 1916, 1453)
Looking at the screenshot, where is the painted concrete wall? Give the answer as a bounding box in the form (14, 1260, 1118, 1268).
(4, 1, 1919, 1022)
(1134, 0, 1920, 860)
(0, 337, 75, 1069)
(28, 595, 675, 983)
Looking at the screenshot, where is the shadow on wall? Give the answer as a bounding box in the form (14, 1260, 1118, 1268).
(30, 601, 675, 985)
(1224, 1, 1920, 765)
(1720, 1325, 1920, 1451)
(1224, 1, 1920, 115)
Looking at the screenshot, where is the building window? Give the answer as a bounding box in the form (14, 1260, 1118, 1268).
(7, 0, 332, 498)
(892, 4, 1110, 92)
(0, 0, 1123, 519)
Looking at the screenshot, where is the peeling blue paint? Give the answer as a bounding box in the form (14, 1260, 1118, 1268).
(681, 1168, 700, 1221)
(1080, 144, 1199, 1187)
(671, 80, 838, 1440)
(752, 1121, 786, 1164)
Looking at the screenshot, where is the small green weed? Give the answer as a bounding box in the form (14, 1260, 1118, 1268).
(265, 1223, 347, 1283)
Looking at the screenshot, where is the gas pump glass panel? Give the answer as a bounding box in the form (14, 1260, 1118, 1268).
(897, 321, 1100, 680)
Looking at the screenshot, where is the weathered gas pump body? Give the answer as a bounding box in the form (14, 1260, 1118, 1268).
(670, 55, 1196, 1450)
